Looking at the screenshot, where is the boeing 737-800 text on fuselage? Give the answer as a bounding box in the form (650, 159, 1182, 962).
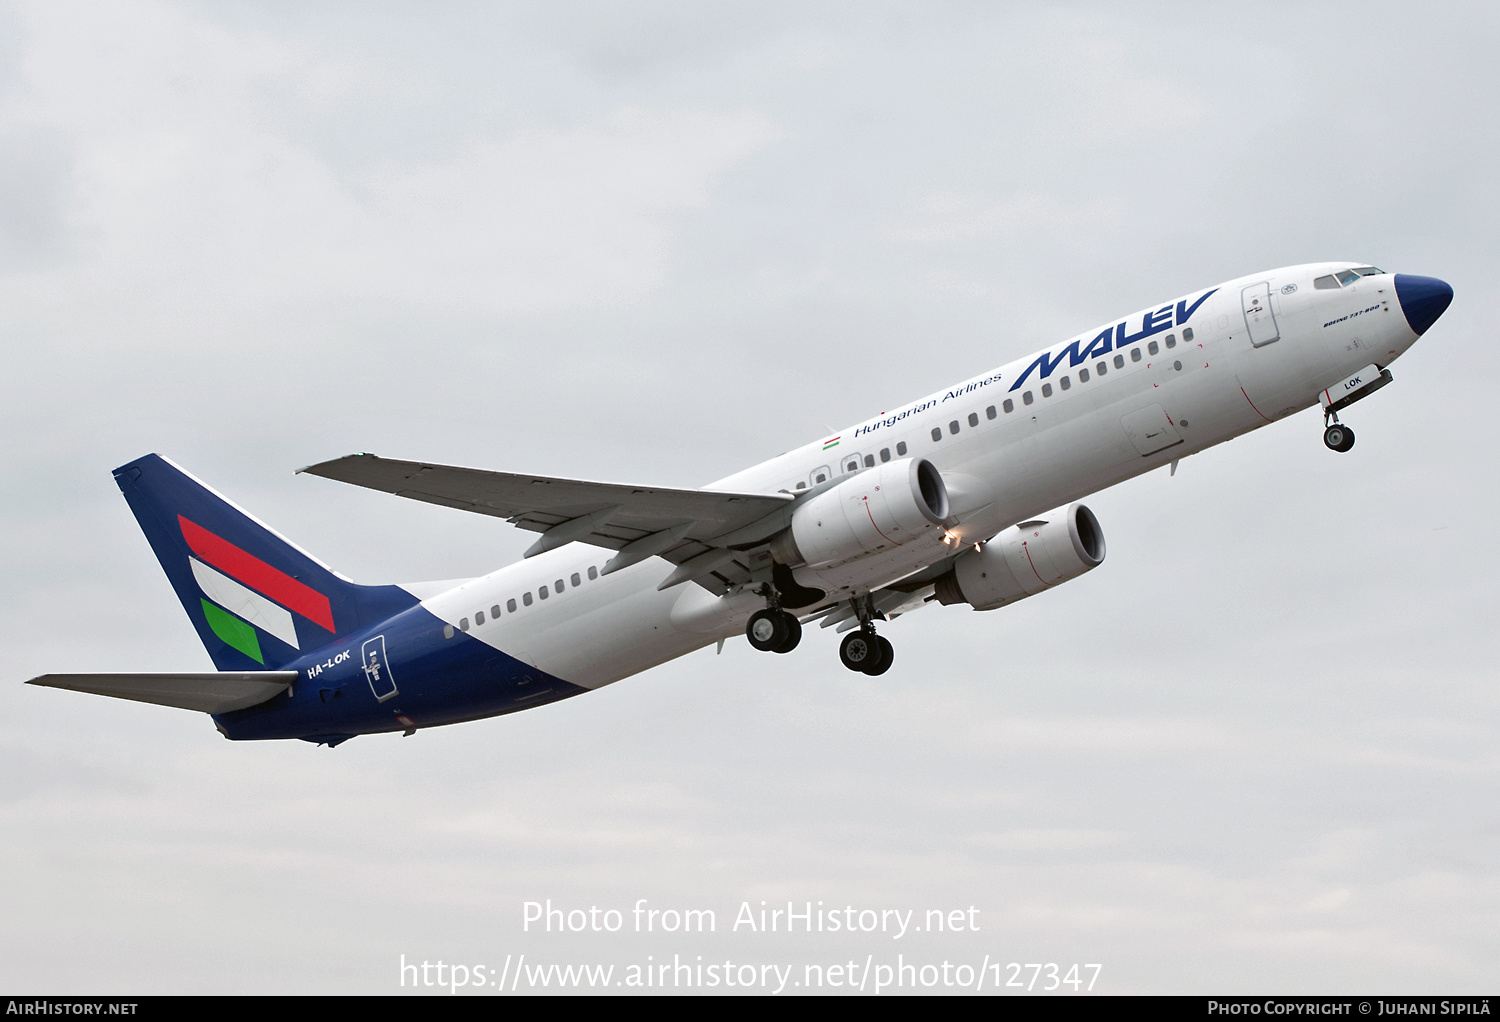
(29, 263, 1454, 746)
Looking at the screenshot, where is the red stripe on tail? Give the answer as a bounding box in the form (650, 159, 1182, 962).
(178, 516, 335, 632)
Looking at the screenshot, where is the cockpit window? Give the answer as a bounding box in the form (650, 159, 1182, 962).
(1315, 267, 1380, 289)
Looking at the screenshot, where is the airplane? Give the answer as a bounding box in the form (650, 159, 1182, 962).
(28, 263, 1454, 747)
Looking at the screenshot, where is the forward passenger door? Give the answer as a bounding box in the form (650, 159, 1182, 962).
(1242, 282, 1280, 347)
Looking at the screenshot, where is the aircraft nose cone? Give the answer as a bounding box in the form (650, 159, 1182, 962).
(1394, 274, 1454, 336)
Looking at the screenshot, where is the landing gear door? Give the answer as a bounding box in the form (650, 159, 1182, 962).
(1242, 282, 1280, 347)
(362, 635, 398, 702)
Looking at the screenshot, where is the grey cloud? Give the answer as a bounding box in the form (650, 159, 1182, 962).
(0, 128, 76, 269)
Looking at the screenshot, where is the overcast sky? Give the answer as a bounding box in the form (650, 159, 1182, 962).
(2, 0, 1496, 995)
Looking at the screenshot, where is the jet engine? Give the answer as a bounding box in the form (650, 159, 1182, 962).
(768, 458, 950, 570)
(932, 502, 1105, 610)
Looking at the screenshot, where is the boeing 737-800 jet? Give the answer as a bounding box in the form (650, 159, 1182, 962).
(29, 263, 1453, 746)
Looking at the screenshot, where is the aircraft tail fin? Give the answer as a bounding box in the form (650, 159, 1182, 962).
(113, 454, 419, 670)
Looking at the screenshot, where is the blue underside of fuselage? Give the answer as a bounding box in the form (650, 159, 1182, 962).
(212, 603, 587, 743)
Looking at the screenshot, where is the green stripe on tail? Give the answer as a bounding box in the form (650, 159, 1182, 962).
(201, 599, 263, 664)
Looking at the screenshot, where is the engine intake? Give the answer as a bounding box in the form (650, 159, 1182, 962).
(933, 502, 1105, 610)
(769, 458, 950, 570)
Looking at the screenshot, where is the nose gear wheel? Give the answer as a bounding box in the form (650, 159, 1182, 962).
(1323, 424, 1355, 452)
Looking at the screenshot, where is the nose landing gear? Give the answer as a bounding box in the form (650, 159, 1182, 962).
(1323, 409, 1356, 453)
(1323, 424, 1355, 452)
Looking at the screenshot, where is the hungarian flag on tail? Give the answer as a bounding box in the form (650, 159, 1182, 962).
(180, 515, 334, 663)
(113, 454, 423, 673)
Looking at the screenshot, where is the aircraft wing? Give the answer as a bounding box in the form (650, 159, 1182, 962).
(300, 454, 796, 585)
(27, 672, 297, 714)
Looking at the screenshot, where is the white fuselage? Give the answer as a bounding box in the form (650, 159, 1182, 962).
(420, 263, 1418, 688)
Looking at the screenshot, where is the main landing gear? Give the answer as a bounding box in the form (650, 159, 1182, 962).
(840, 629, 893, 676)
(836, 594, 893, 676)
(744, 586, 895, 674)
(1323, 411, 1356, 453)
(746, 607, 801, 654)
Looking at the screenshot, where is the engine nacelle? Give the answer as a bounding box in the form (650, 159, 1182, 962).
(933, 502, 1105, 610)
(770, 458, 950, 570)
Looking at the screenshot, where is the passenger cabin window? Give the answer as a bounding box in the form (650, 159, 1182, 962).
(1130, 348, 1142, 362)
(491, 605, 501, 618)
(949, 420, 960, 434)
(864, 454, 875, 468)
(986, 405, 996, 419)
(1096, 361, 1107, 375)
(475, 610, 484, 625)
(1060, 376, 1071, 390)
(588, 566, 598, 580)
(1314, 274, 1340, 289)
(538, 587, 549, 600)
(931, 427, 942, 441)
(522, 592, 533, 606)
(968, 412, 979, 427)
(1165, 333, 1176, 349)
(459, 617, 469, 631)
(845, 457, 859, 473)
(1041, 383, 1052, 398)
(796, 481, 806, 489)
(1147, 340, 1159, 355)
(880, 448, 891, 462)
(571, 573, 581, 587)
(1023, 391, 1034, 405)
(1183, 327, 1194, 342)
(1079, 368, 1090, 382)
(1003, 399, 1014, 413)
(554, 580, 564, 594)
(896, 442, 907, 456)
(815, 472, 827, 484)
(443, 624, 454, 639)
(507, 598, 517, 612)
(1114, 354, 1125, 368)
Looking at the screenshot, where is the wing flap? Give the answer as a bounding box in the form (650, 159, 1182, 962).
(27, 672, 298, 714)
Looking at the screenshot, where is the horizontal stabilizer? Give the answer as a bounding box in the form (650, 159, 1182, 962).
(27, 672, 297, 714)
